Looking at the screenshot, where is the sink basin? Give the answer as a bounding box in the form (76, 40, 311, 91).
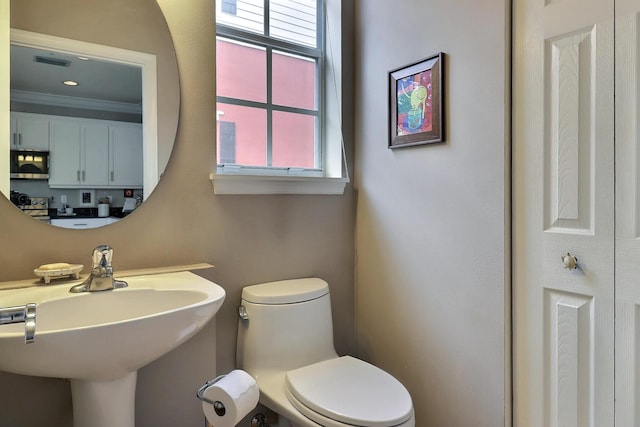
(0, 270, 225, 427)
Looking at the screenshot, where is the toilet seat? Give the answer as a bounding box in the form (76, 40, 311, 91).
(284, 356, 413, 427)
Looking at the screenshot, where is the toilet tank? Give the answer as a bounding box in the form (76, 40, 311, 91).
(237, 278, 338, 374)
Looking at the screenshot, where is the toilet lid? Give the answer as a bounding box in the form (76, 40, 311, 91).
(285, 356, 413, 427)
(242, 278, 328, 304)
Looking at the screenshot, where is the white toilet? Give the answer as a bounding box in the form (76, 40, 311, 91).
(237, 278, 415, 427)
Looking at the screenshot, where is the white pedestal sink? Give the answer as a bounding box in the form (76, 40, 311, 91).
(0, 270, 226, 427)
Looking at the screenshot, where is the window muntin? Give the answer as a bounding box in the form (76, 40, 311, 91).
(216, 0, 322, 172)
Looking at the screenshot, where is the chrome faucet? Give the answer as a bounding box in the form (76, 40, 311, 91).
(70, 245, 128, 293)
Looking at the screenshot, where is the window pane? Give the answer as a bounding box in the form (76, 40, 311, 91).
(270, 0, 317, 47)
(217, 103, 267, 166)
(272, 51, 316, 110)
(216, 0, 264, 35)
(216, 38, 266, 103)
(272, 111, 316, 168)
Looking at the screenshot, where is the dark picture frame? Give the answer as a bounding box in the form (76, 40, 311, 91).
(78, 189, 95, 207)
(388, 53, 444, 148)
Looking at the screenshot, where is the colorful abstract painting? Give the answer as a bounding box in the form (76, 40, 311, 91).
(396, 70, 432, 136)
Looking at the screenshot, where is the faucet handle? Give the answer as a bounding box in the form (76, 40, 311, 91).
(0, 304, 37, 343)
(24, 303, 37, 344)
(92, 244, 113, 268)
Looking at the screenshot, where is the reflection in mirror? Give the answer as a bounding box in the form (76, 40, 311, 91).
(9, 31, 155, 229)
(4, 0, 180, 229)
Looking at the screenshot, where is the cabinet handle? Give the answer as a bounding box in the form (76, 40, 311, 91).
(77, 170, 80, 182)
(12, 133, 16, 147)
(110, 171, 114, 182)
(82, 170, 86, 181)
(18, 133, 22, 146)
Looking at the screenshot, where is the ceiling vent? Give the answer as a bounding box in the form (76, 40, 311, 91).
(34, 56, 70, 67)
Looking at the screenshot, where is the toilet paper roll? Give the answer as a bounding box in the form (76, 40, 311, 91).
(201, 370, 259, 427)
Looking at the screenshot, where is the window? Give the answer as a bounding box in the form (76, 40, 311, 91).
(213, 0, 348, 194)
(221, 0, 237, 14)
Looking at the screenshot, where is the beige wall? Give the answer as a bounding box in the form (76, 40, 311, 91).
(353, 1, 510, 426)
(0, 1, 355, 426)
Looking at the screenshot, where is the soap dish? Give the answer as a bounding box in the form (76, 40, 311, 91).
(34, 263, 84, 284)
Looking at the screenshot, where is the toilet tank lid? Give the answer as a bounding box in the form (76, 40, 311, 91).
(242, 278, 329, 304)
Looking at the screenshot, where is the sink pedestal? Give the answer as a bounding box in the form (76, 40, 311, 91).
(70, 372, 137, 427)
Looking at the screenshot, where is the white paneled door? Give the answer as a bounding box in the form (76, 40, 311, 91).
(615, 0, 640, 424)
(513, 0, 615, 426)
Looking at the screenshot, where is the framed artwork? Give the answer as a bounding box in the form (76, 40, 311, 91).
(78, 189, 95, 207)
(388, 52, 444, 148)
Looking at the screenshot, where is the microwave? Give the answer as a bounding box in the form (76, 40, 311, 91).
(10, 150, 50, 180)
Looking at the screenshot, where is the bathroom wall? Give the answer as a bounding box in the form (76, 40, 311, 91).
(353, 1, 510, 426)
(0, 1, 355, 426)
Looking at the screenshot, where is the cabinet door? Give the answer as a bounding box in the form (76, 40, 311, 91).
(82, 124, 110, 186)
(12, 113, 50, 150)
(109, 124, 142, 187)
(49, 120, 81, 186)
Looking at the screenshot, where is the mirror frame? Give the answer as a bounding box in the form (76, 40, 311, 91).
(2, 28, 159, 201)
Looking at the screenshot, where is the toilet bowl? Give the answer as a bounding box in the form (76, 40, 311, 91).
(237, 278, 415, 427)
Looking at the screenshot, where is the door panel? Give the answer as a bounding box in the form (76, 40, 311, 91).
(544, 290, 593, 427)
(513, 0, 614, 425)
(545, 29, 596, 233)
(615, 2, 640, 425)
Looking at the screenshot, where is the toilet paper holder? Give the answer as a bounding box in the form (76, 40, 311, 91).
(196, 375, 227, 416)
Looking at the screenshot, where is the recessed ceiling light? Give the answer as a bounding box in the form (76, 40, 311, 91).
(76, 56, 90, 61)
(63, 80, 79, 86)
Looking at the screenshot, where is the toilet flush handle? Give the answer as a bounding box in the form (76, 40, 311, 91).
(238, 306, 249, 320)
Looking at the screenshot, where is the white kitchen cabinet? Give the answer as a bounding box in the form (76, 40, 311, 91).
(10, 112, 50, 150)
(48, 119, 81, 186)
(83, 124, 110, 186)
(51, 217, 120, 229)
(48, 116, 141, 189)
(109, 124, 143, 187)
(48, 119, 109, 187)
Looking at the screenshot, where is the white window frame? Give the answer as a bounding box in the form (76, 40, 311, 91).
(210, 0, 348, 195)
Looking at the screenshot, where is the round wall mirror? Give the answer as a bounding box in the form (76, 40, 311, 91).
(5, 0, 180, 229)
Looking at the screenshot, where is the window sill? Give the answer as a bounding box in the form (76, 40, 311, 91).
(209, 173, 349, 195)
